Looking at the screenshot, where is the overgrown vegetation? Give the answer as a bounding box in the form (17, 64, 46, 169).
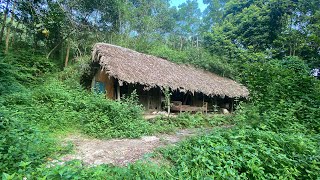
(162, 128, 320, 179)
(1, 0, 320, 178)
(1, 51, 220, 140)
(0, 112, 56, 174)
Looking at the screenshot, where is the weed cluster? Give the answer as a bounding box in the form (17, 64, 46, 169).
(162, 127, 320, 179)
(0, 112, 56, 174)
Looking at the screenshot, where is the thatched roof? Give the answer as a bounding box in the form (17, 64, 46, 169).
(92, 43, 249, 98)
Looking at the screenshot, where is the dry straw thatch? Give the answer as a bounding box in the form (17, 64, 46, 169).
(92, 43, 249, 98)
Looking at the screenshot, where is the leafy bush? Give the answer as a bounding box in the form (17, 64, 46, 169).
(161, 128, 320, 179)
(239, 57, 320, 133)
(171, 113, 206, 128)
(3, 160, 174, 180)
(0, 54, 24, 95)
(171, 113, 233, 128)
(0, 111, 56, 174)
(1, 78, 154, 138)
(1, 49, 57, 85)
(0, 49, 57, 96)
(81, 91, 152, 138)
(147, 113, 233, 135)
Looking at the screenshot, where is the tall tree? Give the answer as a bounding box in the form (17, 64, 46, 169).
(202, 0, 228, 32)
(204, 0, 320, 65)
(0, 0, 10, 43)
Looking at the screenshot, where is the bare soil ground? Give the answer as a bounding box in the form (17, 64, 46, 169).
(58, 128, 210, 166)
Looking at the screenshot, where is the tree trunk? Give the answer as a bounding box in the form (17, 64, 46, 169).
(46, 31, 73, 59)
(293, 42, 297, 56)
(0, 0, 10, 44)
(47, 42, 62, 59)
(5, 0, 16, 54)
(10, 21, 19, 47)
(64, 41, 70, 67)
(196, 36, 199, 48)
(180, 36, 183, 51)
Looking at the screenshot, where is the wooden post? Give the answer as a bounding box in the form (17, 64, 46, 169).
(231, 99, 234, 113)
(159, 88, 162, 111)
(117, 81, 120, 101)
(91, 76, 96, 92)
(163, 88, 171, 116)
(202, 94, 204, 114)
(147, 90, 150, 111)
(167, 90, 170, 115)
(214, 96, 218, 113)
(167, 97, 170, 115)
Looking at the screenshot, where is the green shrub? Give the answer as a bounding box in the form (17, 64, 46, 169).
(161, 128, 320, 179)
(172, 113, 205, 128)
(239, 57, 320, 133)
(0, 54, 24, 95)
(3, 160, 173, 180)
(147, 113, 233, 134)
(81, 91, 152, 138)
(0, 111, 56, 174)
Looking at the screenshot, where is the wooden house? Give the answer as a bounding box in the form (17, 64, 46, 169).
(89, 43, 249, 113)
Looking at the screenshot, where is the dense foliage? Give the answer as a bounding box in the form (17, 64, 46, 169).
(163, 128, 320, 179)
(1, 0, 320, 178)
(238, 57, 320, 133)
(0, 112, 56, 174)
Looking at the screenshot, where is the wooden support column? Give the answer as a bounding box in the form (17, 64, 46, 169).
(202, 94, 204, 114)
(202, 94, 208, 114)
(214, 96, 218, 113)
(167, 99, 170, 115)
(91, 76, 96, 92)
(159, 88, 162, 111)
(147, 90, 150, 110)
(231, 99, 234, 112)
(117, 81, 120, 101)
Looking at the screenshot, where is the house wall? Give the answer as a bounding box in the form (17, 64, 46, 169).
(94, 68, 115, 99)
(124, 84, 162, 112)
(93, 69, 162, 111)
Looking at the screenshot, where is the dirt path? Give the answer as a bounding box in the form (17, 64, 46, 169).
(58, 128, 209, 166)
